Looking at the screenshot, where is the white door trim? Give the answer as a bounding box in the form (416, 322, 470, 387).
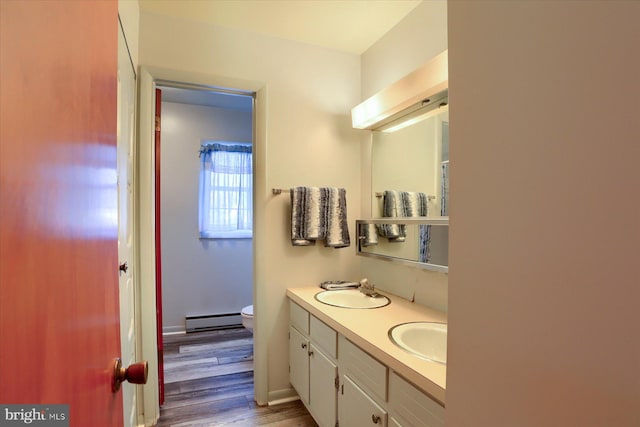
(117, 22, 139, 427)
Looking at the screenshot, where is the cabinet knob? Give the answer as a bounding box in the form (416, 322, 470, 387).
(372, 414, 381, 424)
(308, 350, 314, 356)
(301, 343, 307, 349)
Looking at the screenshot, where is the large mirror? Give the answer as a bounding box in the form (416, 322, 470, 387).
(355, 92, 449, 272)
(371, 92, 449, 218)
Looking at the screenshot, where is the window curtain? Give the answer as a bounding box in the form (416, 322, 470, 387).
(199, 143, 252, 238)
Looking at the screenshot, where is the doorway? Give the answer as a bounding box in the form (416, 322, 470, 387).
(156, 82, 255, 396)
(137, 67, 268, 425)
(157, 84, 254, 333)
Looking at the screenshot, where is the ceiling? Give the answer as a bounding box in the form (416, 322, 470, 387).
(139, 0, 422, 55)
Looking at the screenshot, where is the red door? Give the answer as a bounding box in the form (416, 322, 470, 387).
(0, 1, 123, 426)
(155, 88, 165, 405)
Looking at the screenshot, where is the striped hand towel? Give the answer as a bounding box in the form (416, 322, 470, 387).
(378, 190, 428, 242)
(290, 187, 350, 248)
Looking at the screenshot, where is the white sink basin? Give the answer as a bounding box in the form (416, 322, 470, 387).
(388, 322, 447, 364)
(314, 289, 390, 309)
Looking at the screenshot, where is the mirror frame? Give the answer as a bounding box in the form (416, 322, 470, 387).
(356, 218, 449, 273)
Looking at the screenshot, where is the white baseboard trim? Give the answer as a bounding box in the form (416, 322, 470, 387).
(268, 388, 300, 406)
(163, 325, 185, 335)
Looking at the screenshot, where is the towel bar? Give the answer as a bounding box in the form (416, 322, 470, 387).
(375, 192, 436, 200)
(275, 189, 436, 200)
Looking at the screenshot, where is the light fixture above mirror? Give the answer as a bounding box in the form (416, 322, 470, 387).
(376, 92, 448, 133)
(351, 50, 447, 130)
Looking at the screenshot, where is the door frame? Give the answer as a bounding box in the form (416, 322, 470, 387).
(117, 15, 142, 427)
(137, 66, 268, 425)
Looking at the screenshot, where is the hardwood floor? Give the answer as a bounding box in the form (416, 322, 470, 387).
(157, 328, 318, 427)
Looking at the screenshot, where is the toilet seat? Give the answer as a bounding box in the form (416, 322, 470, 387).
(241, 305, 254, 334)
(241, 305, 253, 317)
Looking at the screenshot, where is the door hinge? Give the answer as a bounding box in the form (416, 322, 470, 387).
(334, 375, 339, 389)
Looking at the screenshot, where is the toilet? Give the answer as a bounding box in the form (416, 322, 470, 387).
(241, 305, 254, 334)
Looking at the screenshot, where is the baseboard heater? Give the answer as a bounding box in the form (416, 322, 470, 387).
(185, 313, 242, 333)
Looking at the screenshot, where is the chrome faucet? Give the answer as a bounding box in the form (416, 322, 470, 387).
(359, 278, 379, 297)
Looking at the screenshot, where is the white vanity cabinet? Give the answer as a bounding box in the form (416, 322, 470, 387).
(288, 295, 445, 427)
(289, 302, 338, 427)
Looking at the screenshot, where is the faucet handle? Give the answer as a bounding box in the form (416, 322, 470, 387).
(359, 278, 374, 289)
(358, 278, 379, 297)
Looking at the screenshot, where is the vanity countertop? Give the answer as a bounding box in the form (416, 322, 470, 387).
(286, 286, 447, 405)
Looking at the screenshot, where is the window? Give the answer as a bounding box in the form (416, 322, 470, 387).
(198, 142, 252, 238)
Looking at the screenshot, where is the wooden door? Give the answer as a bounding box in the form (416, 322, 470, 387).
(117, 21, 139, 427)
(0, 1, 123, 426)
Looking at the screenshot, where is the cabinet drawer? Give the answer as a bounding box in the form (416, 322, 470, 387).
(389, 372, 444, 427)
(290, 301, 309, 334)
(310, 315, 337, 358)
(338, 335, 387, 402)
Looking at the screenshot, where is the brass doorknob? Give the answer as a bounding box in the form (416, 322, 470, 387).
(112, 358, 148, 393)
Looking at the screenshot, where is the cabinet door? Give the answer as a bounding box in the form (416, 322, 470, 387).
(339, 375, 387, 427)
(390, 418, 403, 427)
(309, 343, 337, 427)
(289, 326, 310, 404)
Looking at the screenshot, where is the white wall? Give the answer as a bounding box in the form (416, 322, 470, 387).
(160, 101, 253, 333)
(118, 0, 139, 68)
(359, 0, 449, 311)
(361, 0, 447, 99)
(139, 12, 362, 402)
(446, 2, 640, 426)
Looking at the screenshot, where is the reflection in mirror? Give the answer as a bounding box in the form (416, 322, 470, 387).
(356, 218, 448, 273)
(371, 93, 449, 218)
